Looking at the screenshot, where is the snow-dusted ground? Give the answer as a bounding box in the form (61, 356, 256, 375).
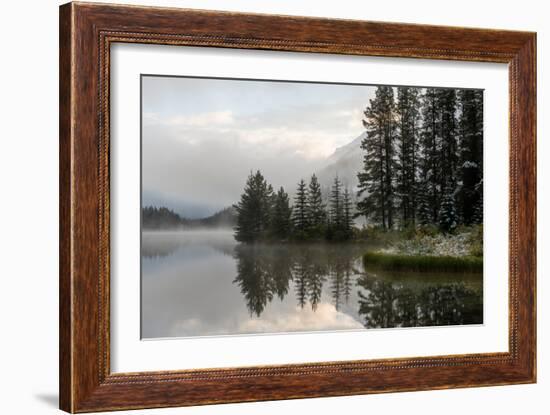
(379, 232, 478, 257)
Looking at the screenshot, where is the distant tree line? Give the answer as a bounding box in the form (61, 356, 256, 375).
(357, 86, 483, 233)
(142, 206, 183, 229)
(142, 206, 236, 229)
(234, 171, 353, 243)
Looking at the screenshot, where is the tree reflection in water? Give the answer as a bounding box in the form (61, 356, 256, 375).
(233, 244, 358, 316)
(233, 244, 482, 328)
(357, 275, 483, 328)
(233, 245, 293, 317)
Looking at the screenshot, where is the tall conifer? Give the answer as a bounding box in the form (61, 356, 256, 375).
(270, 187, 292, 240)
(307, 174, 326, 238)
(457, 89, 483, 224)
(292, 179, 309, 239)
(356, 86, 396, 229)
(395, 87, 421, 228)
(234, 170, 273, 243)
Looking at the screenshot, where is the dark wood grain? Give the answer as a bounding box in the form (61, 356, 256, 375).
(59, 2, 537, 412)
(59, 3, 73, 411)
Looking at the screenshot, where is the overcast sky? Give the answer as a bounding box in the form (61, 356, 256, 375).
(142, 75, 375, 218)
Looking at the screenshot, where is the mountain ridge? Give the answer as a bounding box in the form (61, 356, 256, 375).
(315, 131, 365, 191)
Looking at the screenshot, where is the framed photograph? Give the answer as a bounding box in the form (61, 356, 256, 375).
(59, 2, 536, 412)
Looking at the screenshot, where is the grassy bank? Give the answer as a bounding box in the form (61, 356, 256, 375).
(363, 252, 483, 273)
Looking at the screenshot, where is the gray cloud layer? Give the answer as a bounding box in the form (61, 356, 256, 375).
(142, 76, 375, 218)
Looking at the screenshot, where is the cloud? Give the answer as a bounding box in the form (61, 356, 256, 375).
(141, 76, 375, 216)
(166, 110, 235, 128)
(167, 303, 364, 338)
(238, 303, 364, 334)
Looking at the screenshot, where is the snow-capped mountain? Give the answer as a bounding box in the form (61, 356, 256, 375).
(315, 131, 365, 191)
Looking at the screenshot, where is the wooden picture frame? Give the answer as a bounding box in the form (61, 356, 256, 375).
(59, 2, 536, 412)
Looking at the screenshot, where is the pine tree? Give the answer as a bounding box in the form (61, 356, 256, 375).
(416, 192, 433, 226)
(270, 187, 292, 240)
(292, 179, 309, 239)
(438, 183, 458, 233)
(438, 89, 459, 193)
(417, 88, 441, 224)
(457, 89, 483, 224)
(306, 174, 326, 238)
(356, 86, 396, 230)
(234, 170, 273, 243)
(330, 176, 343, 228)
(342, 187, 354, 239)
(472, 179, 483, 224)
(395, 87, 421, 228)
(324, 180, 351, 241)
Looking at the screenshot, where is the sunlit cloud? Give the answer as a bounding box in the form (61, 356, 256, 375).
(238, 303, 363, 333)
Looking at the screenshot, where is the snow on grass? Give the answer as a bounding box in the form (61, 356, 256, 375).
(379, 232, 476, 258)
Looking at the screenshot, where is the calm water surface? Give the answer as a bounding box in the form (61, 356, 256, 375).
(141, 230, 483, 338)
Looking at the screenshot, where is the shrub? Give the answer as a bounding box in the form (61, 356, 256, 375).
(414, 224, 440, 238)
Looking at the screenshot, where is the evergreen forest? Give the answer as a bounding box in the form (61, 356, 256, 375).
(233, 86, 483, 243)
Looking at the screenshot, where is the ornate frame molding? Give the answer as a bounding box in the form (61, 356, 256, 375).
(60, 2, 536, 412)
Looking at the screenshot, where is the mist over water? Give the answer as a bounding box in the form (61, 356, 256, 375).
(141, 230, 483, 339)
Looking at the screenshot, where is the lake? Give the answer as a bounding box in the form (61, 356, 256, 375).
(141, 230, 483, 339)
